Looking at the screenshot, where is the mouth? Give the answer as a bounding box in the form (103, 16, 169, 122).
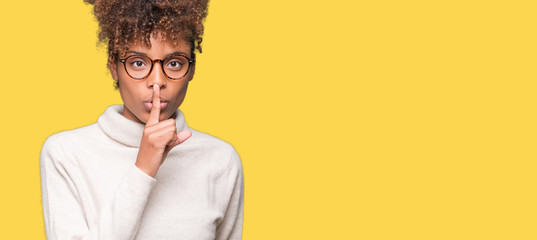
(144, 100, 168, 111)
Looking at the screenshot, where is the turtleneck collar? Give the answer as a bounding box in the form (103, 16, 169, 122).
(97, 105, 188, 147)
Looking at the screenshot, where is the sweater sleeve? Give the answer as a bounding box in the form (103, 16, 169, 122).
(215, 150, 244, 240)
(40, 138, 156, 240)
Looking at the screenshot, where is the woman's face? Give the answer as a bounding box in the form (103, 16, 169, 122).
(110, 34, 194, 124)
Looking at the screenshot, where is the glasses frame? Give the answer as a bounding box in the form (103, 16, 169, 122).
(119, 54, 195, 80)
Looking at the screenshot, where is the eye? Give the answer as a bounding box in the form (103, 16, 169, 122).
(126, 56, 149, 69)
(167, 61, 182, 68)
(134, 61, 144, 67)
(165, 56, 188, 72)
(131, 60, 146, 68)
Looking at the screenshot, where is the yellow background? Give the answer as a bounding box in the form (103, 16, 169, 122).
(1, 0, 536, 239)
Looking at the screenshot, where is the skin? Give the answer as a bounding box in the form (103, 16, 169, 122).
(110, 33, 193, 177)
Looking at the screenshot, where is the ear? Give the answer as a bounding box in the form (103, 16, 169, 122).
(109, 57, 118, 81)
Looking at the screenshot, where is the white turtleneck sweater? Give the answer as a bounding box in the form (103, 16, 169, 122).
(40, 105, 244, 240)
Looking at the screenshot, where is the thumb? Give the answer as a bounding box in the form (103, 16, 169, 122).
(163, 130, 192, 158)
(177, 129, 192, 143)
(167, 129, 193, 149)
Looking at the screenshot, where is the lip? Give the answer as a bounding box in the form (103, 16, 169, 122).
(144, 99, 169, 111)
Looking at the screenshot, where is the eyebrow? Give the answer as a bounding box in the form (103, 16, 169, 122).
(125, 51, 191, 59)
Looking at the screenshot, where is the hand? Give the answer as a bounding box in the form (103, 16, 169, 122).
(135, 84, 192, 177)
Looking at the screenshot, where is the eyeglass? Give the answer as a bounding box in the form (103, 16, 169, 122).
(119, 54, 194, 80)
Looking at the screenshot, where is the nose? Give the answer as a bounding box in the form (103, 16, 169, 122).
(146, 60, 167, 89)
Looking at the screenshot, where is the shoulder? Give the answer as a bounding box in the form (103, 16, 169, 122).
(187, 129, 236, 152)
(41, 123, 101, 155)
(183, 128, 242, 169)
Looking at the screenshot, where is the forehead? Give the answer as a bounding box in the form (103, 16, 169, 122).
(127, 34, 192, 57)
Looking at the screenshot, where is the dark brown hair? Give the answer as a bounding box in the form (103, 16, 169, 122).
(83, 0, 209, 88)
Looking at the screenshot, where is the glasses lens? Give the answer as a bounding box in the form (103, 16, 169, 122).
(125, 55, 151, 79)
(163, 56, 190, 79)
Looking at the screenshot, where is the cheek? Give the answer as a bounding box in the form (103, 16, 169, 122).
(119, 80, 143, 108)
(170, 82, 190, 107)
(119, 82, 134, 102)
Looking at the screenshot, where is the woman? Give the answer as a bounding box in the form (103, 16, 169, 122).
(40, 0, 244, 239)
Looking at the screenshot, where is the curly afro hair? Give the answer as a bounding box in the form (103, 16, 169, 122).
(83, 0, 209, 88)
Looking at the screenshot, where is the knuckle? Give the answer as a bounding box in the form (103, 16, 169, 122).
(150, 142, 160, 149)
(165, 119, 175, 125)
(143, 128, 151, 135)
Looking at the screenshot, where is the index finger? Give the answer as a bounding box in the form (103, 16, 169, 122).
(147, 84, 160, 126)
